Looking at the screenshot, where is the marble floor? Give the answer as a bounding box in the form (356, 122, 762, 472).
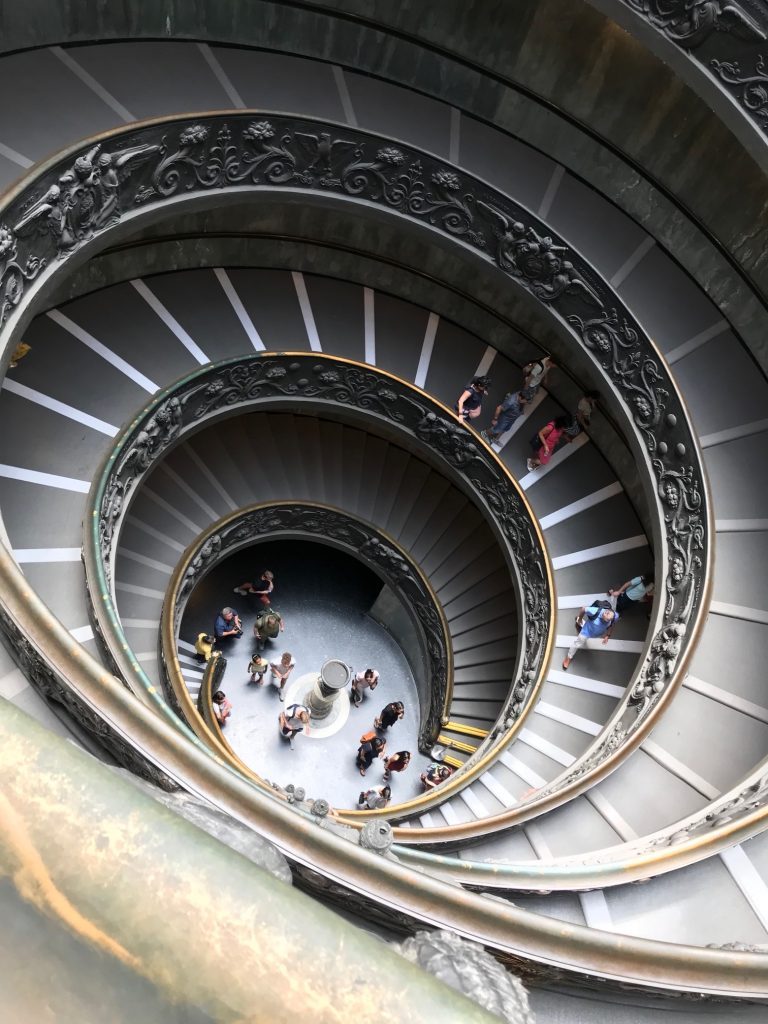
(181, 541, 432, 810)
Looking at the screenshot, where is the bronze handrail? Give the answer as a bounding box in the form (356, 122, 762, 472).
(86, 355, 551, 816)
(0, 552, 764, 998)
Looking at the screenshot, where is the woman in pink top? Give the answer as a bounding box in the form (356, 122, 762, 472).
(527, 415, 572, 471)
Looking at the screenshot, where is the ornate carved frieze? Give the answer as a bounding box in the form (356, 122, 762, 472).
(711, 52, 768, 127)
(626, 1, 766, 48)
(620, 2, 768, 136)
(164, 501, 454, 753)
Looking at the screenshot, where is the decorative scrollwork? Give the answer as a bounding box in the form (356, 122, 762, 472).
(0, 225, 44, 322)
(626, 0, 766, 48)
(646, 768, 768, 849)
(98, 394, 184, 574)
(712, 53, 768, 127)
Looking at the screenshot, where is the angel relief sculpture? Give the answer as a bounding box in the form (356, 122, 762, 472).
(14, 141, 160, 255)
(477, 200, 601, 306)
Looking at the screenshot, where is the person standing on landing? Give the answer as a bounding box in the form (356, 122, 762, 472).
(356, 735, 386, 776)
(271, 651, 295, 701)
(562, 602, 619, 670)
(234, 569, 275, 604)
(455, 375, 491, 425)
(253, 604, 284, 652)
(278, 703, 310, 750)
(247, 653, 269, 684)
(420, 762, 453, 790)
(374, 701, 404, 731)
(214, 607, 243, 640)
(383, 750, 411, 781)
(350, 667, 379, 707)
(358, 785, 391, 809)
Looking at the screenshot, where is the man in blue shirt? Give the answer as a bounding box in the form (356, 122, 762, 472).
(483, 386, 535, 442)
(562, 601, 618, 670)
(214, 606, 242, 640)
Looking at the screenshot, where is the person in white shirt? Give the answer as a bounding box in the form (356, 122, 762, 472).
(278, 703, 310, 750)
(271, 651, 295, 701)
(350, 667, 379, 707)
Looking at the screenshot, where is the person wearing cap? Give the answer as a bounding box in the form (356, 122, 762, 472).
(455, 375, 491, 424)
(483, 386, 535, 442)
(562, 601, 619, 670)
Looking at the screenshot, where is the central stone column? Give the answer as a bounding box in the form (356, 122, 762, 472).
(307, 659, 352, 721)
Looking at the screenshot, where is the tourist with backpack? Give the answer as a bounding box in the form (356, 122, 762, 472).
(253, 604, 284, 651)
(608, 573, 655, 614)
(562, 600, 619, 670)
(356, 732, 386, 776)
(420, 762, 453, 790)
(358, 785, 391, 809)
(278, 703, 310, 750)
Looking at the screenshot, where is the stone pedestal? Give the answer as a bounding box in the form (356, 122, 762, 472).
(307, 659, 351, 721)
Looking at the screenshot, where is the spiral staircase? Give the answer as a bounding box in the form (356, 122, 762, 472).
(1, 5, 768, 1021)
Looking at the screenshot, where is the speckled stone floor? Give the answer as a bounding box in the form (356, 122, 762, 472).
(182, 541, 431, 810)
